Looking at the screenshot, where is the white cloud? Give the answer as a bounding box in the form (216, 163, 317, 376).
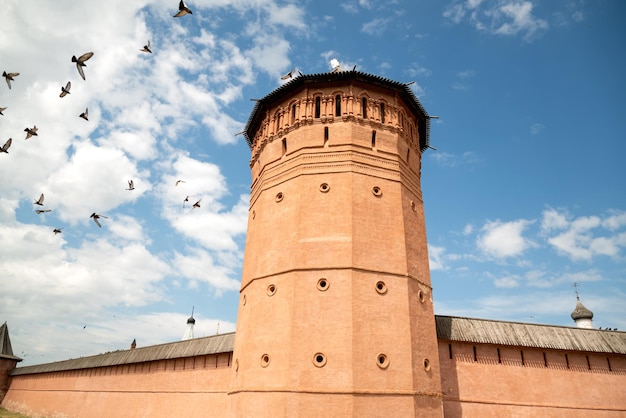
(543, 209, 626, 261)
(428, 245, 448, 270)
(477, 219, 535, 258)
(444, 0, 549, 41)
(362, 17, 392, 36)
(530, 122, 545, 135)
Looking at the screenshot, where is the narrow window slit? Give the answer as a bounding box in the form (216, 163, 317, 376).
(520, 350, 525, 366)
(282, 138, 287, 156)
(362, 97, 368, 119)
(380, 103, 385, 123)
(315, 96, 321, 118)
(473, 346, 477, 362)
(335, 94, 341, 116)
(448, 344, 452, 360)
(371, 130, 376, 148)
(497, 348, 501, 364)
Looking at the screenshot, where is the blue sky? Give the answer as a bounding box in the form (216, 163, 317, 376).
(0, 0, 624, 366)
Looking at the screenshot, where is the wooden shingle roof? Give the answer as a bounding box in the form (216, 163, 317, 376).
(10, 332, 235, 376)
(436, 315, 626, 354)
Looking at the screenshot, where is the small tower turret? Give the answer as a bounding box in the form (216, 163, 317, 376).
(1, 322, 22, 403)
(571, 283, 593, 329)
(182, 307, 196, 340)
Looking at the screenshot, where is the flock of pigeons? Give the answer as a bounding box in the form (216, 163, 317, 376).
(1, 0, 198, 235)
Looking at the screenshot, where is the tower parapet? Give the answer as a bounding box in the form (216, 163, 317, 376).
(230, 72, 443, 417)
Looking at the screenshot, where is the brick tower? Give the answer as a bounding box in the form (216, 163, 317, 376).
(230, 71, 443, 417)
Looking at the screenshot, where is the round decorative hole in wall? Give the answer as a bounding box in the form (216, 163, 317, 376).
(375, 281, 388, 295)
(275, 192, 284, 202)
(267, 284, 277, 296)
(313, 352, 327, 368)
(261, 354, 271, 368)
(417, 289, 426, 303)
(376, 353, 390, 369)
(371, 186, 382, 197)
(319, 183, 330, 193)
(423, 358, 431, 371)
(410, 200, 416, 212)
(317, 278, 329, 291)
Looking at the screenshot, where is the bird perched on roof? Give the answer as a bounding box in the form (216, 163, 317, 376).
(174, 0, 192, 17)
(0, 107, 6, 115)
(34, 194, 45, 206)
(53, 228, 62, 235)
(59, 81, 71, 97)
(0, 138, 11, 153)
(280, 68, 296, 80)
(141, 41, 152, 53)
(192, 199, 201, 209)
(90, 212, 108, 227)
(175, 179, 186, 186)
(24, 126, 38, 139)
(36, 209, 51, 214)
(2, 71, 19, 89)
(126, 180, 135, 190)
(79, 108, 89, 121)
(72, 52, 94, 80)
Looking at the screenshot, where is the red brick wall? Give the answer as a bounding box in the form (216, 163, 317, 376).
(439, 341, 626, 417)
(2, 353, 232, 418)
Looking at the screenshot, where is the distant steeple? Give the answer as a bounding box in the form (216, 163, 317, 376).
(130, 339, 136, 350)
(182, 307, 195, 340)
(571, 283, 594, 329)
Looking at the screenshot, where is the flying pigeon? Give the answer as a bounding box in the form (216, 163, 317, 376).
(0, 138, 11, 153)
(34, 193, 44, 206)
(24, 126, 38, 139)
(183, 196, 189, 208)
(2, 71, 19, 89)
(192, 199, 201, 209)
(141, 41, 152, 53)
(90, 212, 108, 228)
(36, 209, 52, 214)
(175, 180, 186, 186)
(174, 0, 193, 17)
(126, 180, 135, 190)
(79, 108, 89, 121)
(59, 81, 71, 97)
(53, 228, 62, 235)
(72, 52, 94, 80)
(0, 107, 6, 115)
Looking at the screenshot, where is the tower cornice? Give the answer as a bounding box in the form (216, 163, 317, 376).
(244, 71, 431, 152)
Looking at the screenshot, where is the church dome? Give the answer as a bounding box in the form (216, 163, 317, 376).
(187, 316, 196, 325)
(571, 300, 593, 320)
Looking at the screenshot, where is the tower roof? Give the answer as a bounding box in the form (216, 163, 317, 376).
(0, 321, 22, 362)
(243, 71, 432, 151)
(187, 316, 196, 325)
(571, 300, 594, 321)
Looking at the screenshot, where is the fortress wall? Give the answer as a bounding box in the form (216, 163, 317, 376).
(2, 353, 232, 418)
(439, 340, 626, 418)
